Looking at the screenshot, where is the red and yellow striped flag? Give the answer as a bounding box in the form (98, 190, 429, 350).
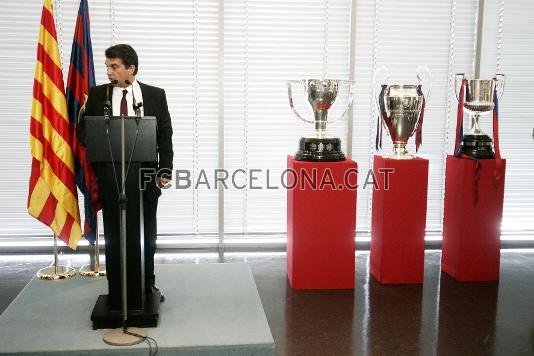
(28, 0, 82, 249)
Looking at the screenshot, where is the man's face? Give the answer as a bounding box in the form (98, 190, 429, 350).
(105, 57, 135, 87)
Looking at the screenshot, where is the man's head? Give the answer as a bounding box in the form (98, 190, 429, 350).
(105, 44, 138, 87)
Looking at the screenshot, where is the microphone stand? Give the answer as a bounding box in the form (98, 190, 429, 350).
(103, 80, 147, 346)
(128, 80, 146, 311)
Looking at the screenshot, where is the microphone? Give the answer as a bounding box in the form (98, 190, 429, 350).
(103, 79, 118, 117)
(125, 79, 143, 117)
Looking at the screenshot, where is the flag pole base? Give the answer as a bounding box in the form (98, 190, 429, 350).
(36, 266, 76, 280)
(79, 264, 106, 277)
(103, 327, 147, 346)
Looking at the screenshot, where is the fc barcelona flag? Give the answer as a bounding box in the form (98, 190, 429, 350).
(66, 0, 101, 244)
(28, 0, 82, 249)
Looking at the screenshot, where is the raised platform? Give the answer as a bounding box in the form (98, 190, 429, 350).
(0, 263, 274, 355)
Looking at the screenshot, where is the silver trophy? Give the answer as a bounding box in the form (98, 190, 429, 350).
(455, 73, 505, 159)
(287, 79, 353, 161)
(374, 66, 432, 159)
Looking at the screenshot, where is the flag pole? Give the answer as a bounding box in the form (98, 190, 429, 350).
(36, 233, 76, 280)
(54, 232, 58, 275)
(79, 218, 106, 277)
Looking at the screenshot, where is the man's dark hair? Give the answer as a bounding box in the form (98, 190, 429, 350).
(105, 44, 138, 75)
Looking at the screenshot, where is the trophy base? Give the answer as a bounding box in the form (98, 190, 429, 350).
(385, 153, 415, 160)
(385, 143, 415, 160)
(295, 137, 345, 162)
(460, 134, 495, 159)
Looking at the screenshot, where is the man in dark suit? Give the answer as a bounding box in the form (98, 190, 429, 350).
(80, 44, 173, 310)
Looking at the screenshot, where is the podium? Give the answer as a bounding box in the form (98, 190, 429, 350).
(442, 155, 506, 281)
(370, 156, 429, 284)
(84, 116, 161, 329)
(286, 156, 357, 289)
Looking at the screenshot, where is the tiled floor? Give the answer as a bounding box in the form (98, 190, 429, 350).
(1, 250, 533, 356)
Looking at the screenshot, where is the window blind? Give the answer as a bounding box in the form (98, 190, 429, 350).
(0, 0, 532, 245)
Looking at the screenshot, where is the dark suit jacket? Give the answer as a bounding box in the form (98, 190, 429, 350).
(79, 82, 173, 202)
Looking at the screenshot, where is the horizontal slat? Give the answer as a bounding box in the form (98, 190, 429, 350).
(0, 0, 532, 241)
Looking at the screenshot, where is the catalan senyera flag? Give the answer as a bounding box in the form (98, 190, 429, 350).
(28, 0, 82, 250)
(66, 0, 101, 245)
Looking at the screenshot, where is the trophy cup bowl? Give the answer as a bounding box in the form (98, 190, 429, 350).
(456, 74, 505, 159)
(374, 66, 431, 159)
(383, 85, 424, 158)
(287, 79, 353, 161)
(464, 79, 495, 114)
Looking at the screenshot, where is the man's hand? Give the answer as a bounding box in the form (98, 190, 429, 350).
(156, 176, 171, 188)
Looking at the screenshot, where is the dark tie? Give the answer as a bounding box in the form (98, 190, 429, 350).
(120, 89, 128, 116)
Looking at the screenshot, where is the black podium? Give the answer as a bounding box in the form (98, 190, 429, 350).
(84, 115, 160, 329)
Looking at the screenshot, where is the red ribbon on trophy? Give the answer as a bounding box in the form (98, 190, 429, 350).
(454, 78, 482, 203)
(454, 78, 466, 157)
(415, 84, 425, 153)
(492, 80, 504, 187)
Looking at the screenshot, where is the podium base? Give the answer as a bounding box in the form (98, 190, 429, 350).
(91, 292, 160, 329)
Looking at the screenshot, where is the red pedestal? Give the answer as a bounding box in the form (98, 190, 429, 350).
(287, 156, 357, 289)
(370, 156, 429, 284)
(442, 155, 506, 281)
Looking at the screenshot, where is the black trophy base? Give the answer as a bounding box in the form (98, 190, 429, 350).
(295, 137, 345, 162)
(90, 292, 161, 330)
(460, 134, 495, 159)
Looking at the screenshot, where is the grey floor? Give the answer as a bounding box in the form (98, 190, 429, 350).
(1, 249, 534, 356)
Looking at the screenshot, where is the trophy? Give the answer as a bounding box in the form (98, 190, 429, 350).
(455, 73, 505, 159)
(374, 66, 431, 159)
(287, 79, 354, 161)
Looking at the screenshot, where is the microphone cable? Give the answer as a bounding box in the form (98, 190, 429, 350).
(123, 328, 159, 356)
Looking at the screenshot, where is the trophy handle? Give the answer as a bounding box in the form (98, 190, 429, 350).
(454, 73, 466, 102)
(373, 66, 390, 85)
(416, 65, 432, 102)
(379, 90, 390, 136)
(328, 81, 355, 124)
(495, 73, 506, 99)
(372, 66, 390, 117)
(372, 89, 381, 121)
(287, 80, 315, 124)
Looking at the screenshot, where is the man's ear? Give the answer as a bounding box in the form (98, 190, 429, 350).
(127, 65, 136, 75)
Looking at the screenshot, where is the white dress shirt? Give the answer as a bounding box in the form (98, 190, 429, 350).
(112, 78, 144, 116)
